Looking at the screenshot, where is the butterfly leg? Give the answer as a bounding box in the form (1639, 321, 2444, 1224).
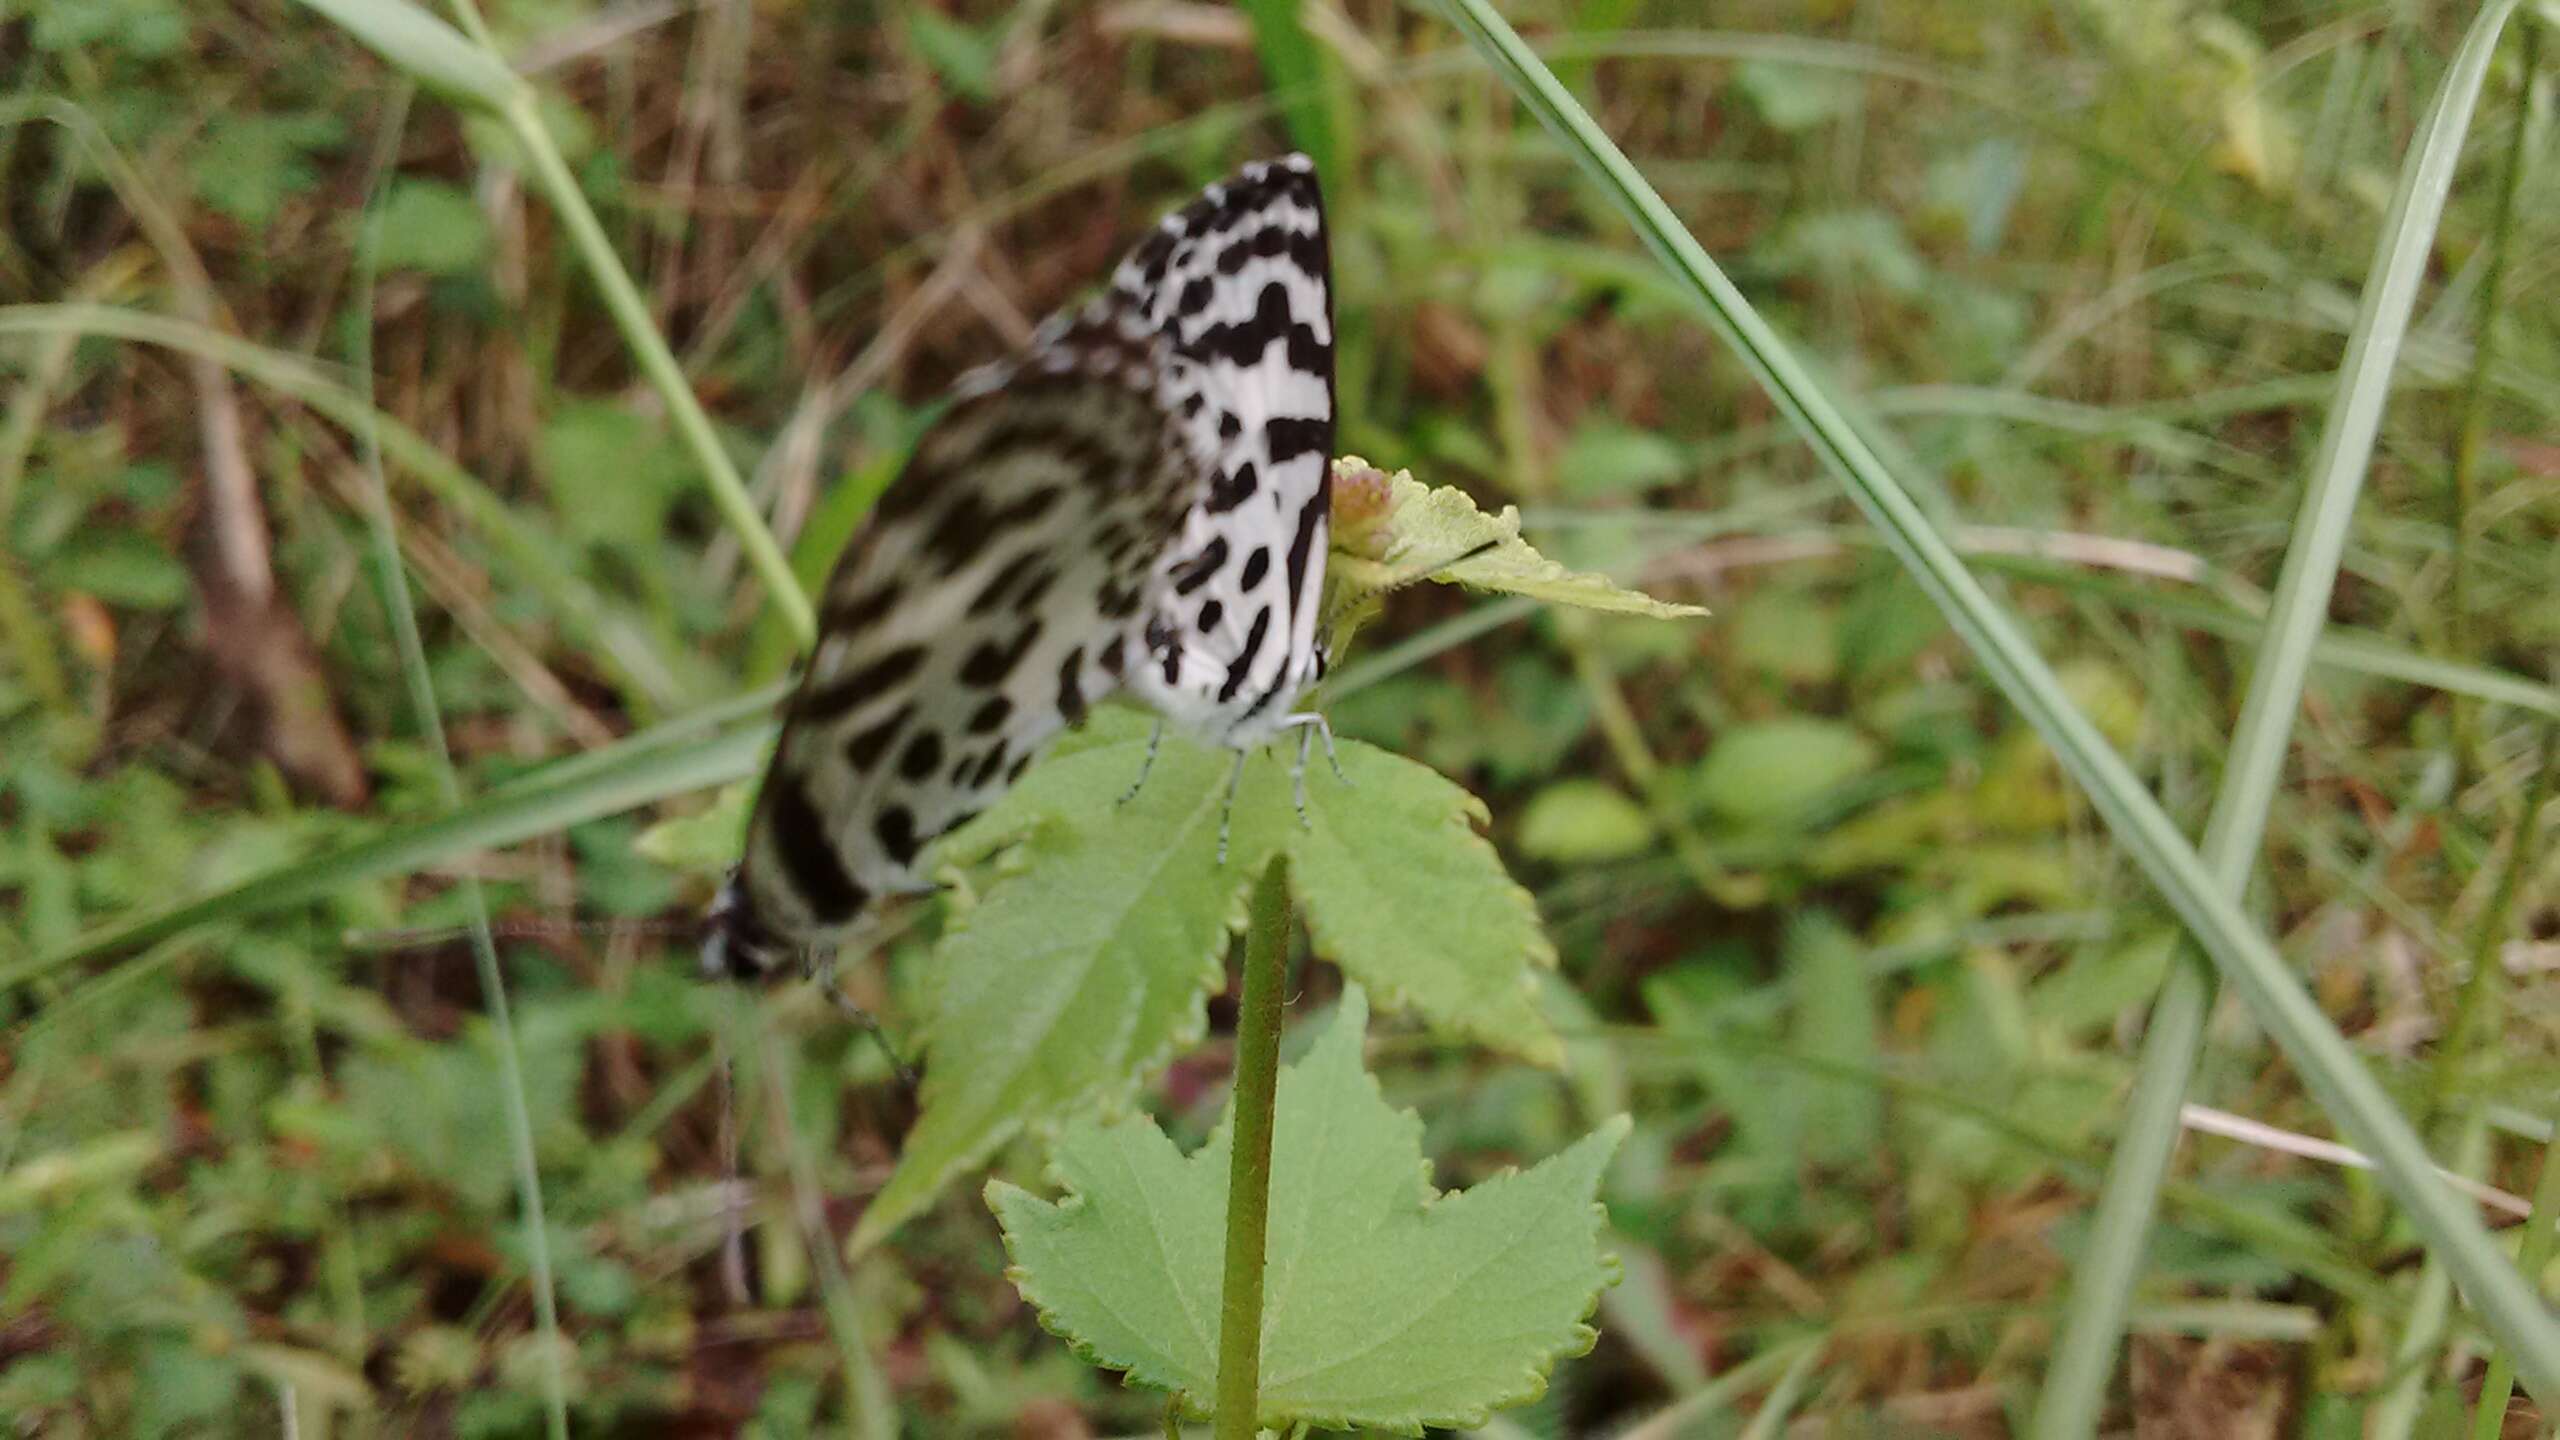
(807, 946, 919, 1092)
(1215, 749, 1248, 864)
(1116, 720, 1166, 807)
(1292, 724, 1315, 826)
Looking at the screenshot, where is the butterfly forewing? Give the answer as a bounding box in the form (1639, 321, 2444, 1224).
(708, 155, 1334, 979)
(1115, 157, 1335, 747)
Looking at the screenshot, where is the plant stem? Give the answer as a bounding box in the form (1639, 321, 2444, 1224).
(498, 94, 816, 648)
(1214, 857, 1290, 1439)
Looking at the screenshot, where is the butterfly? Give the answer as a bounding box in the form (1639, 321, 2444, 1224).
(702, 154, 1336, 980)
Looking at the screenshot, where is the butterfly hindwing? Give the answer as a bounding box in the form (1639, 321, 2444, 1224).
(707, 155, 1333, 979)
(717, 314, 1191, 975)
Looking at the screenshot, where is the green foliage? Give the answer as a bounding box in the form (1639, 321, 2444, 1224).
(990, 988, 1627, 1433)
(856, 708, 1558, 1251)
(367, 179, 495, 276)
(13, 0, 2560, 1431)
(1516, 779, 1654, 863)
(1333, 461, 1709, 621)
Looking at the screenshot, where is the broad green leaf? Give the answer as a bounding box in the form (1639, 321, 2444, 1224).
(989, 988, 1627, 1433)
(1330, 459, 1706, 620)
(855, 711, 1557, 1251)
(1515, 779, 1654, 863)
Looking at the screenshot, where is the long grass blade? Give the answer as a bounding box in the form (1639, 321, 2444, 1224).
(286, 0, 815, 646)
(9, 722, 768, 989)
(2037, 5, 2525, 1429)
(1423, 0, 2560, 1396)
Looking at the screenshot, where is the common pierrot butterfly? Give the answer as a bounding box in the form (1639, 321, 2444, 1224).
(703, 154, 1337, 980)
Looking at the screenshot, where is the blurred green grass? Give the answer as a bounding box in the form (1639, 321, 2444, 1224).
(5, 1, 2560, 1436)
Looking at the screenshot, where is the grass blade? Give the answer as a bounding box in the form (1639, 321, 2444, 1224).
(2037, 4, 2526, 1429)
(1424, 0, 2560, 1397)
(285, 0, 815, 646)
(291, 0, 520, 109)
(9, 721, 768, 989)
(1239, 0, 1340, 179)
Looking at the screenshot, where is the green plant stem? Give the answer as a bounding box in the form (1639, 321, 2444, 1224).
(496, 94, 815, 648)
(1214, 858, 1290, 1439)
(1427, 0, 2560, 1399)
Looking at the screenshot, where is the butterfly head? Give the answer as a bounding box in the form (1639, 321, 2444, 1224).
(700, 871, 794, 981)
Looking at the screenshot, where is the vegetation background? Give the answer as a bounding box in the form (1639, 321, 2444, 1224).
(4, 0, 2558, 1435)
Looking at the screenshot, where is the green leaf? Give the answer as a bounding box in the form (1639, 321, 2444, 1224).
(1556, 419, 1687, 498)
(48, 530, 191, 609)
(989, 987, 1627, 1433)
(904, 7, 995, 101)
(31, 0, 188, 57)
(854, 711, 1557, 1252)
(633, 781, 753, 875)
(367, 179, 494, 275)
(193, 113, 347, 231)
(1688, 718, 1879, 824)
(539, 401, 690, 553)
(1788, 912, 1880, 1169)
(1732, 57, 1864, 131)
(1515, 779, 1654, 863)
(1331, 459, 1706, 620)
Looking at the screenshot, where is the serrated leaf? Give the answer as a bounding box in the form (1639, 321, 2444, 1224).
(989, 987, 1627, 1433)
(1330, 459, 1706, 620)
(854, 710, 1557, 1251)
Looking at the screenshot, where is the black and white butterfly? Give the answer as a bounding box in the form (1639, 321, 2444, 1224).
(703, 154, 1336, 980)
